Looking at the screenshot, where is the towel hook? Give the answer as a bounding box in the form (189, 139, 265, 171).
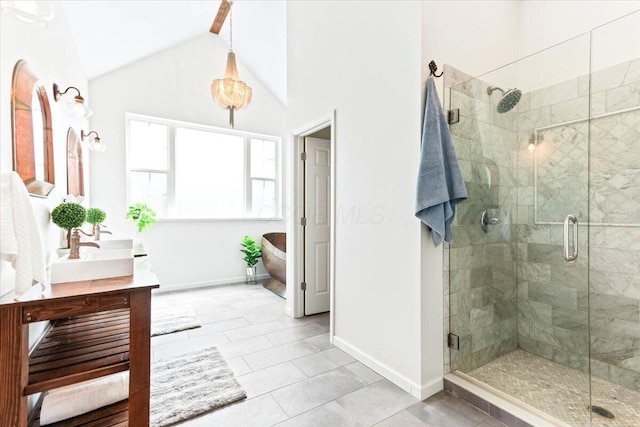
(428, 60, 443, 78)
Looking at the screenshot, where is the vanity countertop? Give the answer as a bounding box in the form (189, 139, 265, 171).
(0, 257, 159, 307)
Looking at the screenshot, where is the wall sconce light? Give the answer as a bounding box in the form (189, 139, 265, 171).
(528, 134, 536, 151)
(53, 83, 92, 118)
(81, 130, 105, 152)
(528, 133, 544, 151)
(1, 1, 54, 27)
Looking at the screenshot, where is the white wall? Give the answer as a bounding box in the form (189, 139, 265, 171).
(422, 1, 639, 96)
(0, 2, 89, 300)
(287, 1, 425, 396)
(0, 5, 89, 413)
(423, 1, 520, 82)
(517, 1, 640, 59)
(89, 34, 286, 288)
(516, 1, 640, 93)
(421, 0, 521, 95)
(285, 0, 525, 400)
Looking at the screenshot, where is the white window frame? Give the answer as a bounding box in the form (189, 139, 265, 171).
(125, 113, 282, 221)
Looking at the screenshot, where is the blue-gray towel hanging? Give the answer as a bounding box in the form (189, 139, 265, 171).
(415, 76, 468, 245)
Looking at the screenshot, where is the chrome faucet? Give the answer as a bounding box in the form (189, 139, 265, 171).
(92, 223, 112, 241)
(69, 229, 100, 259)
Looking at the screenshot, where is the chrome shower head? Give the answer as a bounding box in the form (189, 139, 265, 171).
(487, 86, 522, 113)
(497, 88, 522, 113)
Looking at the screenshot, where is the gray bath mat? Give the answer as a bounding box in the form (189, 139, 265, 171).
(151, 346, 247, 426)
(151, 303, 201, 336)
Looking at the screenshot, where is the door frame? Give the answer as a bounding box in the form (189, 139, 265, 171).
(286, 111, 336, 341)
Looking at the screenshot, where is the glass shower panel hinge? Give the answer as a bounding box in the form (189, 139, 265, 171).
(448, 333, 460, 350)
(447, 109, 460, 125)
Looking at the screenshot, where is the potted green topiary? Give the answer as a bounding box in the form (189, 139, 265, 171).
(241, 236, 262, 284)
(85, 207, 109, 240)
(51, 202, 87, 248)
(126, 203, 157, 233)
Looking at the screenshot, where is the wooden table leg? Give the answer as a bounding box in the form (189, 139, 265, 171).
(128, 289, 152, 426)
(0, 306, 29, 426)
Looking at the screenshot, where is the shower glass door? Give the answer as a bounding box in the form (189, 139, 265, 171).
(447, 32, 593, 426)
(588, 11, 640, 426)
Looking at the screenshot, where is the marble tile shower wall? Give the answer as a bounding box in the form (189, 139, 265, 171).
(515, 58, 640, 392)
(443, 60, 639, 393)
(443, 65, 519, 373)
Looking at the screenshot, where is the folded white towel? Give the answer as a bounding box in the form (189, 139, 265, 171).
(0, 172, 46, 297)
(39, 372, 129, 425)
(0, 176, 19, 259)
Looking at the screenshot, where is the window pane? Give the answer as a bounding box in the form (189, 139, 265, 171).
(130, 120, 168, 170)
(250, 139, 276, 179)
(252, 179, 276, 218)
(130, 171, 167, 217)
(174, 128, 244, 218)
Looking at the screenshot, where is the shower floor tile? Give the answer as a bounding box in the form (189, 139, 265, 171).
(467, 350, 640, 427)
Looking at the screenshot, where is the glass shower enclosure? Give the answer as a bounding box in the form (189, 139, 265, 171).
(445, 11, 640, 427)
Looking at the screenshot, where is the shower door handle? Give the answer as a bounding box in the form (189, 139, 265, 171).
(563, 215, 578, 263)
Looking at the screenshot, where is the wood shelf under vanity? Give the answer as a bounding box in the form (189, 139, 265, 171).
(0, 257, 159, 427)
(27, 309, 131, 395)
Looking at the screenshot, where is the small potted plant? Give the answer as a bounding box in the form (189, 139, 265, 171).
(85, 207, 109, 240)
(241, 236, 262, 284)
(51, 202, 87, 248)
(126, 203, 157, 233)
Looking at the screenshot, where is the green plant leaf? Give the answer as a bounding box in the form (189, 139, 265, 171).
(240, 235, 262, 267)
(86, 207, 107, 225)
(126, 203, 157, 233)
(51, 203, 86, 230)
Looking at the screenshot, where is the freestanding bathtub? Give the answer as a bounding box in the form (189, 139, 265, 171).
(261, 233, 286, 298)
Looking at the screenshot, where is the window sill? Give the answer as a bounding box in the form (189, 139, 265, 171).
(157, 217, 284, 223)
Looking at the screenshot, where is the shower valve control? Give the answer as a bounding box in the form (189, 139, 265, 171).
(481, 210, 501, 233)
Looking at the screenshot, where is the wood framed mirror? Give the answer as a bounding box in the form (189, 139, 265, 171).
(66, 128, 84, 201)
(11, 59, 55, 198)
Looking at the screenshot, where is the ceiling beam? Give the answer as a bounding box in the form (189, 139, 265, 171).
(210, 0, 231, 34)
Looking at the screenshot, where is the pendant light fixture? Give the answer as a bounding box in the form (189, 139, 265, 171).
(1, 1, 54, 27)
(211, 1, 252, 128)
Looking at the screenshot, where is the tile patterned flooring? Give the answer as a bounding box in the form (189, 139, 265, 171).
(467, 350, 640, 427)
(152, 283, 507, 426)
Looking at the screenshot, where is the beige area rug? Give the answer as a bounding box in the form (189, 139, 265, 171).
(151, 346, 247, 427)
(151, 302, 201, 336)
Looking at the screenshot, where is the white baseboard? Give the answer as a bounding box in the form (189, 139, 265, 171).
(154, 274, 270, 294)
(420, 377, 443, 400)
(333, 336, 434, 400)
(284, 306, 294, 318)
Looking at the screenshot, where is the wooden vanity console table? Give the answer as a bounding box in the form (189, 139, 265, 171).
(0, 258, 159, 426)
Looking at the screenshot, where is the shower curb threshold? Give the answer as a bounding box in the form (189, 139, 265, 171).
(444, 372, 572, 427)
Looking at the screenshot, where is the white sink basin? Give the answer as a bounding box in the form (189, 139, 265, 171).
(50, 248, 134, 284)
(92, 238, 133, 251)
(56, 238, 133, 258)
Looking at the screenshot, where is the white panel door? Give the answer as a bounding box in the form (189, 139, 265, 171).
(304, 137, 331, 315)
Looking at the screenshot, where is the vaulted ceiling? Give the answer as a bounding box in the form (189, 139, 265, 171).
(61, 0, 286, 105)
